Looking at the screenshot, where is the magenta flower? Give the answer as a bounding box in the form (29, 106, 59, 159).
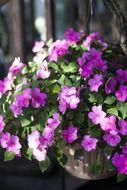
(48, 40, 69, 61)
(78, 48, 107, 78)
(32, 41, 44, 53)
(100, 115, 116, 132)
(62, 125, 77, 143)
(65, 28, 82, 43)
(88, 105, 106, 125)
(47, 112, 60, 130)
(122, 143, 127, 155)
(116, 69, 127, 84)
(31, 88, 47, 108)
(8, 57, 25, 79)
(81, 135, 98, 152)
(0, 116, 5, 133)
(40, 127, 55, 148)
(83, 32, 107, 50)
(0, 132, 21, 155)
(103, 130, 121, 147)
(59, 86, 80, 114)
(0, 132, 11, 148)
(115, 85, 127, 102)
(88, 74, 103, 92)
(118, 119, 127, 135)
(112, 153, 127, 174)
(35, 60, 51, 79)
(32, 145, 46, 161)
(0, 80, 5, 98)
(105, 77, 116, 94)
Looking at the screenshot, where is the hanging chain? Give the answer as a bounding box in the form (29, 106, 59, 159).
(89, 0, 93, 32)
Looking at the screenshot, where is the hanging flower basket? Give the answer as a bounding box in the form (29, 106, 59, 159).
(0, 28, 127, 182)
(64, 144, 115, 180)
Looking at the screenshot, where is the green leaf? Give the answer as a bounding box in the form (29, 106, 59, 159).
(49, 62, 60, 71)
(107, 108, 118, 117)
(88, 93, 103, 104)
(104, 96, 116, 105)
(52, 84, 61, 94)
(20, 118, 31, 127)
(74, 112, 84, 124)
(74, 149, 84, 160)
(39, 157, 50, 173)
(26, 148, 33, 160)
(58, 75, 72, 86)
(88, 127, 102, 137)
(61, 62, 78, 73)
(57, 154, 68, 167)
(88, 94, 97, 103)
(117, 173, 127, 183)
(4, 151, 15, 161)
(116, 102, 127, 119)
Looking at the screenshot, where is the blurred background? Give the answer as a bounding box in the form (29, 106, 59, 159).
(0, 0, 126, 190)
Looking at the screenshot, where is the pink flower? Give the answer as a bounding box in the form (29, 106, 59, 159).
(47, 112, 60, 130)
(28, 130, 47, 161)
(40, 127, 55, 148)
(88, 74, 103, 92)
(88, 105, 106, 125)
(0, 116, 5, 132)
(103, 130, 121, 147)
(28, 131, 40, 150)
(0, 132, 21, 155)
(32, 146, 46, 161)
(8, 57, 25, 79)
(62, 125, 77, 143)
(32, 41, 44, 53)
(100, 115, 116, 132)
(48, 40, 69, 61)
(59, 86, 80, 114)
(81, 135, 98, 152)
(35, 60, 51, 79)
(10, 102, 23, 117)
(118, 119, 127, 135)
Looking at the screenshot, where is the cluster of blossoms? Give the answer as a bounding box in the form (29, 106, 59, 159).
(1, 27, 127, 179)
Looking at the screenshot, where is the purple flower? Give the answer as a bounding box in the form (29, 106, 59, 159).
(0, 80, 5, 98)
(88, 74, 103, 92)
(47, 112, 60, 129)
(116, 69, 127, 84)
(81, 135, 98, 152)
(122, 143, 127, 155)
(100, 115, 116, 132)
(0, 116, 5, 133)
(118, 119, 127, 135)
(78, 48, 107, 78)
(103, 130, 121, 147)
(35, 60, 51, 79)
(59, 86, 80, 114)
(48, 40, 69, 61)
(40, 127, 55, 148)
(62, 125, 77, 143)
(10, 102, 22, 117)
(112, 153, 127, 174)
(31, 88, 47, 108)
(88, 105, 106, 125)
(115, 85, 127, 102)
(8, 57, 25, 79)
(32, 41, 44, 53)
(0, 132, 21, 155)
(65, 28, 82, 43)
(105, 77, 116, 94)
(83, 32, 108, 50)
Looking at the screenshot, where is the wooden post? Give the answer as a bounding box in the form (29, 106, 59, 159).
(45, 0, 53, 40)
(9, 0, 25, 61)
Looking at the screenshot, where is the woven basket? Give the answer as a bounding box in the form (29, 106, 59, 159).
(64, 144, 115, 180)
